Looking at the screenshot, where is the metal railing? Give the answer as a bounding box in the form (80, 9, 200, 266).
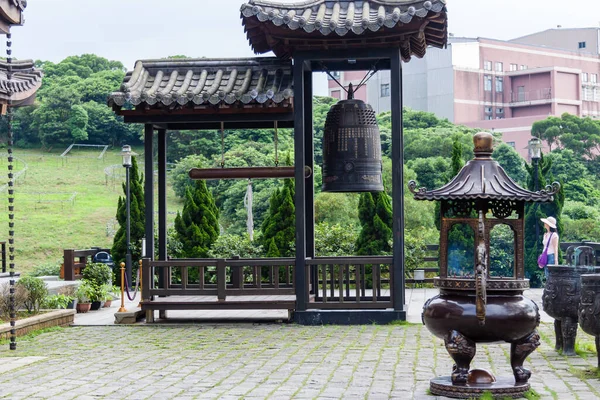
(510, 88, 552, 103)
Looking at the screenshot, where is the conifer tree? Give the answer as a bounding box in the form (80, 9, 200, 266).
(261, 178, 295, 257)
(355, 191, 393, 255)
(111, 156, 145, 268)
(174, 180, 219, 258)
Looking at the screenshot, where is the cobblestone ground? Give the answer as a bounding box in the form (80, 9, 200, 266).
(0, 322, 598, 399)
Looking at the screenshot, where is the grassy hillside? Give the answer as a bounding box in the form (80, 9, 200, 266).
(0, 147, 182, 273)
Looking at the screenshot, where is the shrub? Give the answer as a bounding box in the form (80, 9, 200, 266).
(43, 294, 72, 309)
(29, 261, 61, 277)
(16, 276, 48, 313)
(0, 282, 28, 320)
(82, 262, 112, 286)
(76, 280, 94, 303)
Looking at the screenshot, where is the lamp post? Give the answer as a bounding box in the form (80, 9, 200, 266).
(120, 145, 137, 289)
(527, 138, 543, 246)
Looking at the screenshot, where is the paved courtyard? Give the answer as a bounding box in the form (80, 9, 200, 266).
(0, 318, 598, 399)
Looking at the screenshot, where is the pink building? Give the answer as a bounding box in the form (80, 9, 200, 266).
(328, 29, 600, 158)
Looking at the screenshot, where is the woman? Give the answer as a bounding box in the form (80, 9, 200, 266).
(541, 216, 559, 277)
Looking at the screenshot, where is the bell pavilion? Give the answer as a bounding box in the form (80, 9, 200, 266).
(108, 0, 448, 324)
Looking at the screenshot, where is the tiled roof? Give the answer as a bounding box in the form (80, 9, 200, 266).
(108, 57, 293, 110)
(410, 133, 559, 203)
(0, 60, 43, 105)
(241, 0, 448, 59)
(0, 0, 26, 33)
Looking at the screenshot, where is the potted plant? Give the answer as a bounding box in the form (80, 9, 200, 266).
(89, 283, 108, 310)
(75, 281, 93, 313)
(58, 285, 78, 309)
(102, 284, 114, 308)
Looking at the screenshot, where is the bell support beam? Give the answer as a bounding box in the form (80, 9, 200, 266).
(390, 48, 406, 313)
(294, 57, 308, 312)
(143, 124, 155, 300)
(158, 128, 167, 262)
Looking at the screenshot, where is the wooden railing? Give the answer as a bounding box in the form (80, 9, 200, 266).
(405, 244, 439, 285)
(142, 258, 295, 301)
(306, 256, 393, 309)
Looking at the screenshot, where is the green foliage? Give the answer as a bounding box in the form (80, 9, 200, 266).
(489, 224, 515, 278)
(260, 178, 295, 257)
(493, 143, 527, 185)
(314, 192, 359, 226)
(562, 218, 600, 242)
(111, 156, 145, 268)
(174, 180, 220, 258)
(43, 294, 73, 309)
(533, 113, 600, 161)
(75, 280, 95, 303)
(404, 229, 428, 275)
(407, 156, 451, 190)
(524, 154, 565, 287)
(29, 261, 61, 277)
(208, 234, 263, 259)
(82, 262, 112, 286)
(355, 191, 393, 256)
(0, 283, 27, 320)
(16, 276, 49, 313)
(314, 223, 357, 256)
(171, 154, 207, 198)
(563, 201, 600, 221)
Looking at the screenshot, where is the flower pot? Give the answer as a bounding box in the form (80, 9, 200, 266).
(103, 299, 112, 308)
(76, 302, 91, 313)
(90, 301, 102, 310)
(67, 299, 78, 310)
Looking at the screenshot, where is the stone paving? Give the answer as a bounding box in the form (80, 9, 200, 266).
(0, 319, 598, 399)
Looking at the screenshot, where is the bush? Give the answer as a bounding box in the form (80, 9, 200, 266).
(29, 261, 62, 277)
(0, 282, 28, 320)
(43, 294, 72, 309)
(76, 280, 94, 303)
(82, 262, 112, 286)
(16, 276, 48, 313)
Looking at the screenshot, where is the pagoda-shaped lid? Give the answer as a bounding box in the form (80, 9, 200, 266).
(0, 0, 26, 34)
(409, 132, 559, 202)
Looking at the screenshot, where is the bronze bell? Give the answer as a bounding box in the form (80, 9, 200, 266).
(322, 84, 383, 192)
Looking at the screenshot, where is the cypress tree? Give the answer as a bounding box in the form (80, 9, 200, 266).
(434, 139, 465, 230)
(174, 180, 220, 258)
(261, 178, 295, 257)
(524, 153, 564, 287)
(355, 191, 393, 255)
(111, 156, 145, 271)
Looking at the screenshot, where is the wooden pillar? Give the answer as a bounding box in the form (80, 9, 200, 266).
(304, 70, 314, 259)
(158, 129, 167, 261)
(294, 58, 307, 311)
(390, 49, 406, 312)
(144, 125, 155, 261)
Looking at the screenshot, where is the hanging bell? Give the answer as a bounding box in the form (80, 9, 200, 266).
(322, 83, 383, 192)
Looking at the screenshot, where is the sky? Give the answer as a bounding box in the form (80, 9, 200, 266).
(11, 0, 600, 96)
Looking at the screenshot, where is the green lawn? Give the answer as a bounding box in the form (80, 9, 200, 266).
(0, 146, 182, 273)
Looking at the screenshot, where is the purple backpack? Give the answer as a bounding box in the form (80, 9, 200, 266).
(537, 232, 554, 268)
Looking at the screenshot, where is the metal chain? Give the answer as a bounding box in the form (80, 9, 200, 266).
(220, 122, 225, 168)
(274, 121, 279, 167)
(6, 30, 16, 351)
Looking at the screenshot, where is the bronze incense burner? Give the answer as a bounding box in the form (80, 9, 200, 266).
(410, 132, 559, 398)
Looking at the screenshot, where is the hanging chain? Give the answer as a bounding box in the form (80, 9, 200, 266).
(220, 122, 225, 168)
(274, 121, 279, 167)
(321, 60, 380, 95)
(6, 30, 16, 351)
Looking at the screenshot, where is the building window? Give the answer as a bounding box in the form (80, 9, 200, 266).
(495, 62, 503, 72)
(484, 75, 492, 91)
(497, 108, 504, 114)
(485, 107, 493, 114)
(592, 74, 598, 84)
(484, 61, 492, 71)
(579, 41, 587, 49)
(328, 71, 341, 80)
(594, 87, 600, 102)
(510, 63, 518, 72)
(380, 83, 390, 97)
(506, 141, 515, 148)
(495, 77, 504, 93)
(517, 86, 525, 102)
(485, 115, 493, 120)
(584, 87, 593, 101)
(582, 72, 589, 82)
(519, 65, 527, 70)
(331, 90, 341, 99)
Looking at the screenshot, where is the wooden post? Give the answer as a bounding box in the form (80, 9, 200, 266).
(294, 57, 307, 311)
(217, 259, 226, 301)
(144, 124, 155, 288)
(390, 48, 406, 313)
(64, 249, 75, 281)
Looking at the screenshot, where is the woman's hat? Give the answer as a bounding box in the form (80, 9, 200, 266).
(540, 216, 557, 229)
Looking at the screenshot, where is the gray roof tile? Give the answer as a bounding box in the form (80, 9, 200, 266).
(0, 59, 42, 105)
(241, 0, 448, 59)
(108, 57, 293, 110)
